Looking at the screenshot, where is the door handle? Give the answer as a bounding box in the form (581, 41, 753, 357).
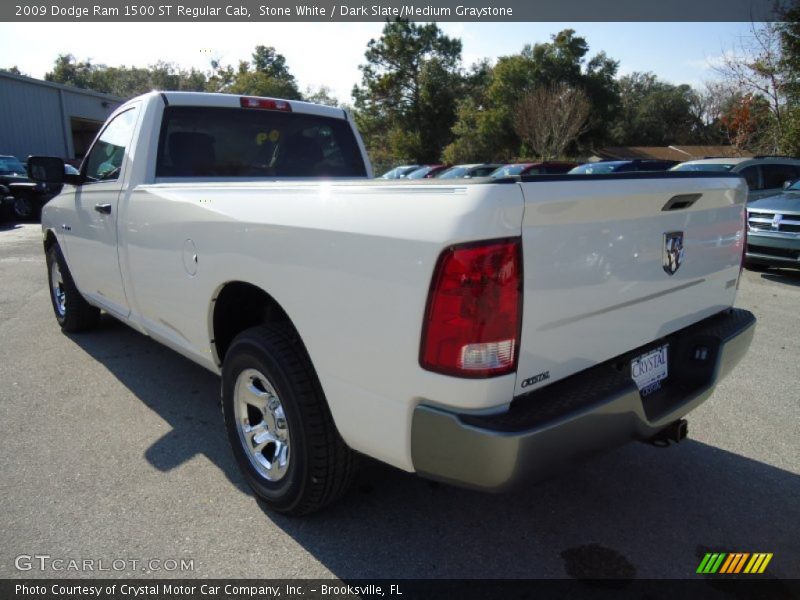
(94, 203, 112, 214)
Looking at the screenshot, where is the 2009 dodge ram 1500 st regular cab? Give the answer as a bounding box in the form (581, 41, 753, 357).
(29, 91, 756, 515)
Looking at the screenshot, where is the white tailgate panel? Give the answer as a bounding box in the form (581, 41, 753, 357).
(515, 176, 746, 396)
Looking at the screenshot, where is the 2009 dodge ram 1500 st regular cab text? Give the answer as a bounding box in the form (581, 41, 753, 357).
(29, 91, 756, 515)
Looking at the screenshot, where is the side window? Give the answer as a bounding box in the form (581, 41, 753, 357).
(738, 165, 761, 190)
(84, 108, 138, 182)
(762, 164, 800, 189)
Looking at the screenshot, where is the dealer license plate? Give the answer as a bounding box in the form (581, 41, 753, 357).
(631, 344, 668, 395)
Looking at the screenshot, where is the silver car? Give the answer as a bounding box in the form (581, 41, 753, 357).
(745, 180, 800, 270)
(671, 156, 800, 202)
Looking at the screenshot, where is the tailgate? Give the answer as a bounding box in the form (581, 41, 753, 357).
(514, 174, 747, 396)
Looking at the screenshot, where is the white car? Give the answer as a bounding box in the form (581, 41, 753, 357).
(29, 91, 755, 515)
(671, 156, 800, 201)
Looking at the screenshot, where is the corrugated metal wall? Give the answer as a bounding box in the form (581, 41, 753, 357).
(0, 73, 122, 161)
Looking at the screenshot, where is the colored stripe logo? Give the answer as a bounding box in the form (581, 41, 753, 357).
(697, 552, 773, 574)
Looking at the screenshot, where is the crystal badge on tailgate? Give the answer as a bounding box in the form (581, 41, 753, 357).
(631, 344, 668, 396)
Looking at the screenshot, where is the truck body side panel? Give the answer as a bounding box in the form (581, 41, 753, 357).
(117, 181, 525, 470)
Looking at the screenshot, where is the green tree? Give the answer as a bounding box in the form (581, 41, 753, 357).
(611, 72, 704, 145)
(780, 105, 800, 154)
(205, 58, 235, 92)
(440, 60, 495, 163)
(777, 2, 800, 153)
(45, 54, 207, 97)
(303, 85, 340, 107)
(45, 54, 99, 90)
(581, 51, 621, 148)
(226, 71, 302, 99)
(208, 46, 301, 99)
(149, 61, 207, 92)
(446, 29, 619, 161)
(352, 19, 463, 164)
(252, 45, 294, 82)
(44, 47, 300, 100)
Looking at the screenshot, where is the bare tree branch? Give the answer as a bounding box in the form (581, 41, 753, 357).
(513, 83, 591, 160)
(712, 21, 787, 151)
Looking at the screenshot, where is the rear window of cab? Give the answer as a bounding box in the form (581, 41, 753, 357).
(156, 106, 366, 178)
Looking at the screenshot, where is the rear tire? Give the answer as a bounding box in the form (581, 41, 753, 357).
(46, 244, 100, 332)
(222, 324, 355, 515)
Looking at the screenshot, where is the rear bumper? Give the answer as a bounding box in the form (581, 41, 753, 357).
(411, 308, 756, 491)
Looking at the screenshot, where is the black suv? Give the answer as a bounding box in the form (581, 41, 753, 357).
(0, 155, 53, 221)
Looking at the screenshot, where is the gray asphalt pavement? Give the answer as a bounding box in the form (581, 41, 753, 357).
(1, 221, 798, 580)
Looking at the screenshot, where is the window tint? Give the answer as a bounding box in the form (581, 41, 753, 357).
(84, 108, 138, 182)
(469, 166, 500, 177)
(672, 163, 736, 172)
(0, 156, 25, 175)
(762, 164, 800, 189)
(738, 165, 760, 190)
(488, 165, 513, 177)
(493, 164, 528, 176)
(568, 163, 618, 174)
(407, 166, 434, 179)
(156, 106, 366, 178)
(438, 166, 469, 179)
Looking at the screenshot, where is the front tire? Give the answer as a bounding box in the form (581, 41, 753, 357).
(222, 325, 355, 515)
(46, 244, 100, 332)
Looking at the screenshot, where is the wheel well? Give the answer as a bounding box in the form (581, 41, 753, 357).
(212, 282, 294, 364)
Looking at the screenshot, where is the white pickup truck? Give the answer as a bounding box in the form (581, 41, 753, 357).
(29, 91, 756, 515)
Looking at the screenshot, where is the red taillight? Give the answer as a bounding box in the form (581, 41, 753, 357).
(239, 97, 292, 112)
(420, 238, 522, 378)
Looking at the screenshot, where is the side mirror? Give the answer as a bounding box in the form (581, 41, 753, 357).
(783, 180, 792, 189)
(28, 156, 66, 184)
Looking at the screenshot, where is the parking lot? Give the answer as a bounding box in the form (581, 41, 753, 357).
(0, 221, 798, 581)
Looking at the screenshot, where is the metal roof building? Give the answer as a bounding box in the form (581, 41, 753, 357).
(0, 71, 124, 163)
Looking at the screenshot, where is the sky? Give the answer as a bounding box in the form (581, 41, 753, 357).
(0, 22, 755, 102)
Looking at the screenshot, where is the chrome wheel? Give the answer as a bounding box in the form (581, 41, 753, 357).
(50, 260, 66, 318)
(233, 368, 290, 482)
(222, 325, 356, 514)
